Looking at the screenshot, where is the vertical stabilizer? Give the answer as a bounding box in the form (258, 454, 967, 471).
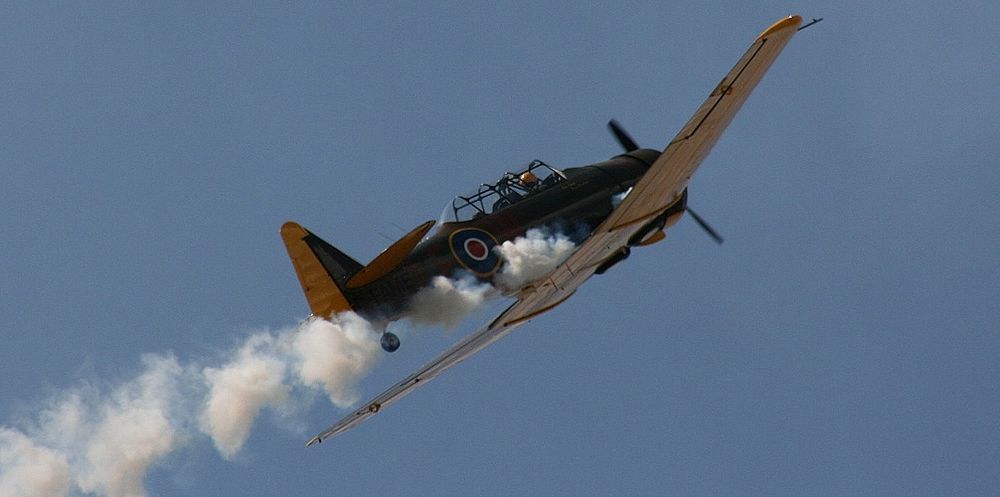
(280, 221, 360, 317)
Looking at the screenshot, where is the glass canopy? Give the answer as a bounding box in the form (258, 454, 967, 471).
(439, 160, 566, 224)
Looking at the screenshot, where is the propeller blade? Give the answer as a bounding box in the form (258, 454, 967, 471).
(685, 207, 724, 244)
(608, 119, 639, 152)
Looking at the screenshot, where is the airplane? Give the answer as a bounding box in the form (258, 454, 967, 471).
(281, 15, 808, 446)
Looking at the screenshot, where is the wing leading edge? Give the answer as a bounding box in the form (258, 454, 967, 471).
(605, 15, 802, 232)
(306, 15, 803, 446)
(306, 300, 529, 446)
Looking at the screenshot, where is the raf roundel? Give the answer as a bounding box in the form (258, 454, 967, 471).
(464, 238, 489, 261)
(449, 228, 500, 276)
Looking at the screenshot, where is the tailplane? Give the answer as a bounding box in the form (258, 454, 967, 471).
(281, 220, 436, 319)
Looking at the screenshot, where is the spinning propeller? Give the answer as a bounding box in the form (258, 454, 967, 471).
(607, 119, 723, 245)
(608, 118, 639, 153)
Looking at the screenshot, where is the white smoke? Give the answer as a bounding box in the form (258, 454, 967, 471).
(0, 355, 191, 497)
(494, 228, 577, 292)
(0, 428, 71, 497)
(406, 275, 496, 329)
(77, 355, 185, 497)
(198, 314, 381, 458)
(404, 228, 578, 327)
(292, 315, 381, 408)
(201, 333, 289, 459)
(0, 228, 580, 496)
(0, 315, 382, 497)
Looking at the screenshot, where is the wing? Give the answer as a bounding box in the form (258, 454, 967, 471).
(542, 15, 804, 286)
(306, 15, 802, 446)
(307, 299, 529, 446)
(306, 249, 591, 446)
(501, 15, 805, 320)
(605, 15, 802, 232)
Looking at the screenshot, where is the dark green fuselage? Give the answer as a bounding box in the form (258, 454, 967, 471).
(347, 148, 661, 321)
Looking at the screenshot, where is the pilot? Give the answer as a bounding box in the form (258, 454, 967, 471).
(519, 171, 539, 190)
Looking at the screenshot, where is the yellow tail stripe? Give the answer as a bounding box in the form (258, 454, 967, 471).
(280, 222, 353, 318)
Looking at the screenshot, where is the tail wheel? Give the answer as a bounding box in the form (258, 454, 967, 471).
(380, 332, 400, 352)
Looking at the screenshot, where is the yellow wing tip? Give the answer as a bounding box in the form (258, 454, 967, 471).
(757, 15, 802, 41)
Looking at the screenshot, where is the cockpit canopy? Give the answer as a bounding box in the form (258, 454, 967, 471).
(439, 160, 566, 224)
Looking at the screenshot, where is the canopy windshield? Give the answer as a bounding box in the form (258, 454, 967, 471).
(439, 160, 566, 224)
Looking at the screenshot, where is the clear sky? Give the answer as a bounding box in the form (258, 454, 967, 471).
(2, 1, 998, 496)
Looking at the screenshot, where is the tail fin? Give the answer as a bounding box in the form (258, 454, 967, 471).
(280, 221, 361, 318)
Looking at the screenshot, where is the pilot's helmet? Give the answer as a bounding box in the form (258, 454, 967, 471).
(519, 171, 538, 187)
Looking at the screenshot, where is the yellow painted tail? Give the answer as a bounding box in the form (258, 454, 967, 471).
(280, 221, 359, 318)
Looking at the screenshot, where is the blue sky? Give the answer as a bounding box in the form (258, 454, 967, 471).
(2, 1, 998, 496)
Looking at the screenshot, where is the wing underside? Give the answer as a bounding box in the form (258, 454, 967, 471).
(306, 15, 803, 445)
(306, 300, 530, 445)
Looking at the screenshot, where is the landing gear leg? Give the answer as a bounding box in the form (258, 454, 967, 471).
(594, 247, 631, 275)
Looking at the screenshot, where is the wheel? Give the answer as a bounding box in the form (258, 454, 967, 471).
(380, 332, 400, 352)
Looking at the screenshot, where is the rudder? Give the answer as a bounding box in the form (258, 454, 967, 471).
(280, 221, 360, 318)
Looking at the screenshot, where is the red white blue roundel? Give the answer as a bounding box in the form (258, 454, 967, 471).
(449, 228, 500, 276)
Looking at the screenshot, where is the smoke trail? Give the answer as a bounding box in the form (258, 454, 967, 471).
(406, 275, 496, 329)
(75, 355, 185, 497)
(292, 314, 381, 408)
(404, 228, 579, 327)
(0, 229, 580, 496)
(199, 314, 381, 458)
(494, 228, 577, 292)
(201, 333, 289, 459)
(0, 355, 191, 497)
(0, 316, 383, 497)
(0, 428, 71, 497)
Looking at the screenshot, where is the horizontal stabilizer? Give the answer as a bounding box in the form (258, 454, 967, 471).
(347, 220, 435, 288)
